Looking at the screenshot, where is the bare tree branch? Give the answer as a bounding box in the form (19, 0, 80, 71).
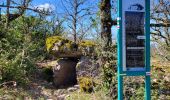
(61, 0, 94, 43)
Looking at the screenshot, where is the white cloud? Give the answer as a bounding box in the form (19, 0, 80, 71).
(35, 3, 55, 13)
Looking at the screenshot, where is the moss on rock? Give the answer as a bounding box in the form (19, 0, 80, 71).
(46, 36, 95, 57)
(46, 36, 76, 53)
(46, 36, 65, 52)
(79, 40, 95, 47)
(78, 77, 95, 93)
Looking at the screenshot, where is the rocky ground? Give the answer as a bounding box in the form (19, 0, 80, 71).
(0, 60, 81, 100)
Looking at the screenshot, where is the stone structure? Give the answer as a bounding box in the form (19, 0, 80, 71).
(53, 58, 78, 88)
(46, 36, 95, 87)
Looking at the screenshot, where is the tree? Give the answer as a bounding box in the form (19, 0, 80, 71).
(4, 0, 32, 28)
(50, 16, 64, 36)
(61, 0, 95, 43)
(151, 0, 170, 47)
(100, 0, 117, 47)
(150, 0, 170, 60)
(0, 0, 53, 28)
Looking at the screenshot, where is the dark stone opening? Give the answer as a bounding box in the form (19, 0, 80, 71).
(52, 58, 79, 88)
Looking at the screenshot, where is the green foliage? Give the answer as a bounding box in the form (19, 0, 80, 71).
(0, 52, 29, 85)
(130, 86, 145, 100)
(102, 62, 115, 89)
(0, 37, 35, 85)
(0, 32, 36, 85)
(78, 77, 94, 93)
(95, 39, 117, 90)
(0, 15, 55, 86)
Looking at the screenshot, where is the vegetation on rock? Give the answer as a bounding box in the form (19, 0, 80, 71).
(78, 77, 94, 93)
(46, 36, 96, 57)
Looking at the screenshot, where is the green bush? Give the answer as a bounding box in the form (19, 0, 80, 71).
(78, 77, 95, 93)
(0, 38, 36, 86)
(0, 16, 48, 86)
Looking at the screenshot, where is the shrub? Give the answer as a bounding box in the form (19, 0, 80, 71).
(0, 51, 34, 86)
(78, 77, 95, 93)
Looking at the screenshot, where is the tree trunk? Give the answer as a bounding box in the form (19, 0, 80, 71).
(73, 19, 77, 43)
(100, 0, 112, 47)
(73, 0, 78, 43)
(5, 0, 10, 28)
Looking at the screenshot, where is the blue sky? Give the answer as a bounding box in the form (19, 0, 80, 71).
(30, 0, 114, 39)
(31, 0, 99, 14)
(30, 0, 117, 38)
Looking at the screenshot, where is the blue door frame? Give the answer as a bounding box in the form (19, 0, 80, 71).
(117, 0, 151, 100)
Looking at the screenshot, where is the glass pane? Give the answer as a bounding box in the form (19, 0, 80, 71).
(125, 11, 145, 68)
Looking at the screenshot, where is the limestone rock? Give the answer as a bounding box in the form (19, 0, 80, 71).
(53, 59, 78, 88)
(76, 56, 100, 77)
(67, 87, 78, 92)
(57, 94, 66, 100)
(164, 73, 170, 82)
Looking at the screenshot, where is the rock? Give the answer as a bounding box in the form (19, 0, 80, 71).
(46, 36, 96, 58)
(65, 95, 70, 99)
(57, 94, 66, 100)
(67, 87, 77, 92)
(41, 89, 52, 97)
(76, 56, 100, 77)
(74, 85, 80, 89)
(54, 89, 64, 95)
(164, 74, 170, 82)
(159, 95, 167, 100)
(53, 58, 78, 88)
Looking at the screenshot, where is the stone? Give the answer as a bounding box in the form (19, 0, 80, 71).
(76, 56, 100, 77)
(53, 59, 78, 88)
(57, 94, 66, 100)
(74, 85, 80, 89)
(164, 73, 170, 82)
(67, 87, 77, 92)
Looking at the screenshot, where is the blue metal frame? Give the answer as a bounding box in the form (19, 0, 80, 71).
(145, 0, 151, 100)
(117, 0, 123, 99)
(117, 0, 151, 100)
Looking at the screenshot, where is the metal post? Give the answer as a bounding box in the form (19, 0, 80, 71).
(117, 0, 123, 100)
(145, 0, 151, 100)
(0, 8, 1, 21)
(145, 76, 151, 100)
(118, 75, 123, 100)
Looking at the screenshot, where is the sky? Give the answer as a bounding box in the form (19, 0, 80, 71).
(30, 0, 117, 39)
(31, 0, 99, 14)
